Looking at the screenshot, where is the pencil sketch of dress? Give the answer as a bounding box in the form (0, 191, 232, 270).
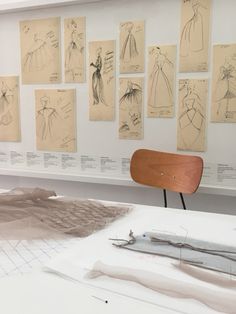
(23, 34, 52, 73)
(0, 76, 20, 142)
(179, 0, 210, 72)
(35, 89, 76, 152)
(89, 40, 115, 121)
(148, 46, 175, 117)
(120, 22, 138, 62)
(90, 47, 106, 106)
(65, 18, 85, 83)
(20, 17, 61, 84)
(0, 82, 13, 117)
(180, 0, 206, 57)
(0, 81, 13, 126)
(178, 80, 207, 151)
(37, 96, 58, 140)
(214, 58, 236, 118)
(119, 78, 143, 139)
(120, 20, 145, 73)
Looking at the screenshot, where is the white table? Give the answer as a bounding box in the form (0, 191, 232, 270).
(0, 203, 235, 314)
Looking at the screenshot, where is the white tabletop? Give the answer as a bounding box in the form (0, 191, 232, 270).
(0, 203, 236, 314)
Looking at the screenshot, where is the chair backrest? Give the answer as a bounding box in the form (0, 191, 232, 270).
(130, 149, 203, 194)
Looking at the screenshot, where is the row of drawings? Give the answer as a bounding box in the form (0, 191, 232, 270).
(0, 75, 207, 152)
(20, 17, 145, 84)
(1, 44, 235, 152)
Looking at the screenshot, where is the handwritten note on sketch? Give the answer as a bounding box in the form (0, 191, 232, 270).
(179, 0, 211, 72)
(120, 21, 145, 73)
(20, 17, 61, 84)
(35, 89, 76, 152)
(119, 77, 143, 140)
(211, 44, 236, 123)
(147, 45, 176, 118)
(177, 79, 208, 151)
(64, 17, 86, 83)
(89, 40, 115, 121)
(0, 76, 20, 142)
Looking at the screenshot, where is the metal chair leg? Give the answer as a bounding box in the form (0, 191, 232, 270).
(163, 189, 167, 208)
(179, 192, 186, 210)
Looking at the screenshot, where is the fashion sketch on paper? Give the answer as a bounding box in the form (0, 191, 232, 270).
(120, 22, 138, 62)
(65, 19, 84, 81)
(148, 47, 174, 112)
(90, 47, 107, 105)
(180, 0, 207, 57)
(178, 80, 205, 149)
(214, 57, 236, 119)
(119, 80, 142, 133)
(23, 33, 52, 72)
(0, 81, 14, 126)
(37, 95, 59, 140)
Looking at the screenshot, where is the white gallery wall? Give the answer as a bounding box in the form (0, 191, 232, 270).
(0, 0, 235, 214)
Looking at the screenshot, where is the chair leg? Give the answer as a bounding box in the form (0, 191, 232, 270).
(163, 189, 167, 208)
(179, 192, 186, 210)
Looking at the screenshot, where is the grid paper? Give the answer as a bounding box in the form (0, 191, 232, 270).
(0, 234, 80, 278)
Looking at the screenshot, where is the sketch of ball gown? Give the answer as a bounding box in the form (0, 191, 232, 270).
(148, 47, 173, 110)
(179, 82, 205, 149)
(214, 59, 236, 118)
(180, 0, 206, 57)
(65, 20, 84, 80)
(23, 33, 52, 72)
(37, 96, 58, 140)
(0, 81, 13, 126)
(119, 80, 142, 133)
(120, 22, 138, 62)
(90, 48, 107, 105)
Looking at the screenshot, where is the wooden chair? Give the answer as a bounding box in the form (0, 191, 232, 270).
(130, 149, 203, 210)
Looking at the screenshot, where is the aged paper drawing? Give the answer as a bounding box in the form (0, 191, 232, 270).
(20, 17, 61, 84)
(147, 45, 176, 118)
(89, 40, 115, 121)
(177, 79, 208, 151)
(120, 21, 145, 73)
(119, 77, 143, 140)
(0, 76, 20, 142)
(35, 89, 76, 152)
(64, 17, 85, 83)
(179, 0, 211, 72)
(211, 44, 236, 123)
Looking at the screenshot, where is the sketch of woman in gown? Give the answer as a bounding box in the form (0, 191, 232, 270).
(214, 57, 236, 118)
(119, 80, 142, 133)
(37, 96, 58, 140)
(90, 47, 107, 105)
(178, 81, 205, 149)
(120, 22, 138, 62)
(23, 33, 52, 72)
(148, 47, 173, 112)
(0, 81, 13, 126)
(180, 0, 207, 57)
(65, 19, 84, 81)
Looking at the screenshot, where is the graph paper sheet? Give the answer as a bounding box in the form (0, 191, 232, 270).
(0, 217, 80, 278)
